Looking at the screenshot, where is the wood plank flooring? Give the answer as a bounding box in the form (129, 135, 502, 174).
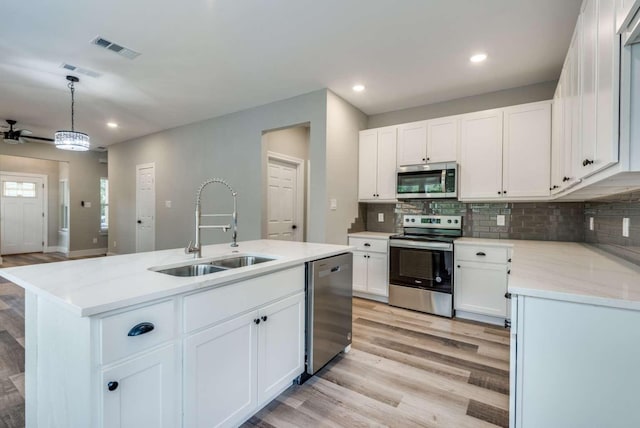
(244, 298, 510, 428)
(0, 254, 510, 428)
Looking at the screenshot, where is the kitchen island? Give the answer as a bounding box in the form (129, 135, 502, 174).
(0, 239, 352, 428)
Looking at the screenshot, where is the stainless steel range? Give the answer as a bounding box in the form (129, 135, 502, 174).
(388, 214, 462, 317)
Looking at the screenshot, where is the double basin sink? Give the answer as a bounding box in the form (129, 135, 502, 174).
(154, 255, 275, 277)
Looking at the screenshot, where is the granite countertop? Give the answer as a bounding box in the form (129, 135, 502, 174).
(0, 240, 353, 317)
(348, 231, 396, 239)
(455, 237, 640, 310)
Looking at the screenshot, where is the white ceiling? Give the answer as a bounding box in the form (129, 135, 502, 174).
(0, 0, 582, 148)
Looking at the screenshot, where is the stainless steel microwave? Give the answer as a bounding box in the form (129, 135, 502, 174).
(396, 162, 457, 199)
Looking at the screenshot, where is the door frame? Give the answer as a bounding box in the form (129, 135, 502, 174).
(0, 171, 48, 255)
(265, 152, 305, 242)
(135, 163, 155, 252)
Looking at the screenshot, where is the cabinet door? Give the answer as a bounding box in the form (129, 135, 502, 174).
(459, 110, 504, 199)
(366, 252, 389, 297)
(183, 311, 258, 428)
(551, 85, 564, 193)
(358, 130, 378, 200)
(427, 116, 458, 163)
(257, 293, 305, 404)
(352, 251, 368, 292)
(502, 102, 551, 198)
(397, 121, 427, 166)
(102, 344, 178, 428)
(568, 21, 582, 185)
(376, 126, 398, 200)
(580, 0, 598, 177)
(454, 261, 508, 318)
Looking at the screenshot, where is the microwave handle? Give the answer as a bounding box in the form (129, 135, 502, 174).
(441, 169, 446, 191)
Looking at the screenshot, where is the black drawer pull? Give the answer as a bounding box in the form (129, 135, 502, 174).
(107, 381, 119, 391)
(364, 243, 371, 247)
(476, 252, 486, 256)
(128, 322, 155, 337)
(261, 315, 268, 322)
(254, 318, 261, 325)
(505, 292, 512, 299)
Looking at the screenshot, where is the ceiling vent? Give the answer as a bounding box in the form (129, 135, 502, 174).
(91, 36, 141, 60)
(60, 63, 101, 78)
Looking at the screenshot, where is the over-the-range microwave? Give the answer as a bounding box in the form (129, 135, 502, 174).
(396, 162, 457, 199)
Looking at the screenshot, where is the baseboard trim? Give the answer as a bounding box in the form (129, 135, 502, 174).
(106, 252, 118, 257)
(352, 291, 389, 304)
(68, 248, 107, 258)
(45, 246, 68, 254)
(455, 310, 507, 327)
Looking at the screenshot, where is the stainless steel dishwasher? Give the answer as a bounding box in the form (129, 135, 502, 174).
(305, 252, 353, 377)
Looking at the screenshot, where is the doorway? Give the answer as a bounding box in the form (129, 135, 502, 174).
(262, 125, 310, 242)
(136, 163, 155, 252)
(0, 172, 46, 255)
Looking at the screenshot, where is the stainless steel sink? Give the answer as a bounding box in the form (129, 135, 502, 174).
(153, 255, 276, 277)
(156, 263, 229, 277)
(211, 255, 275, 269)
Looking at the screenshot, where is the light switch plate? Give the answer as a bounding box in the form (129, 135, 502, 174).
(378, 213, 384, 222)
(165, 200, 172, 208)
(84, 201, 91, 208)
(496, 215, 506, 226)
(623, 218, 630, 237)
(589, 217, 594, 231)
(330, 198, 337, 210)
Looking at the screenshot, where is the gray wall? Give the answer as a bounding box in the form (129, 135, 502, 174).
(0, 155, 60, 246)
(367, 81, 557, 128)
(108, 90, 329, 254)
(0, 142, 107, 252)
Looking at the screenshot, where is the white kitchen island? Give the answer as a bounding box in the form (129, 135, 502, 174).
(0, 239, 352, 428)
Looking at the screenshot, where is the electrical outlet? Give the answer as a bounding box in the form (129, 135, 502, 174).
(589, 217, 594, 231)
(165, 200, 172, 208)
(496, 215, 506, 226)
(330, 199, 337, 210)
(92, 237, 98, 244)
(623, 218, 630, 237)
(113, 241, 117, 248)
(378, 213, 384, 222)
(85, 201, 91, 208)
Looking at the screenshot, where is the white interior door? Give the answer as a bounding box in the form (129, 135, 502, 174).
(1, 175, 45, 255)
(266, 154, 303, 241)
(136, 163, 155, 253)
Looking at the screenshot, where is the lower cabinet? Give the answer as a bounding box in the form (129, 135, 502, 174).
(102, 344, 179, 428)
(349, 235, 389, 300)
(183, 292, 304, 428)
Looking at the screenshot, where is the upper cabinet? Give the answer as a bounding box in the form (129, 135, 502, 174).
(358, 126, 397, 202)
(396, 117, 458, 166)
(459, 101, 552, 201)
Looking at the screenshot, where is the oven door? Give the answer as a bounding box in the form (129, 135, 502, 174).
(389, 241, 453, 293)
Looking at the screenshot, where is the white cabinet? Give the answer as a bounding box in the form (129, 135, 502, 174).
(358, 127, 397, 201)
(459, 102, 551, 201)
(102, 344, 178, 428)
(510, 295, 640, 427)
(349, 236, 389, 300)
(396, 117, 458, 166)
(454, 243, 510, 325)
(183, 292, 304, 428)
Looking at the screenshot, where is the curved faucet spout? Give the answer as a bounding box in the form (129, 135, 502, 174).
(185, 178, 239, 258)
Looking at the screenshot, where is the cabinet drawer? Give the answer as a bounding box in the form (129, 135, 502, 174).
(101, 299, 176, 364)
(184, 266, 304, 333)
(348, 237, 388, 253)
(455, 245, 508, 263)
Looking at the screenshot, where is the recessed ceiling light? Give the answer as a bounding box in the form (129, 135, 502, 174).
(470, 53, 488, 63)
(107, 122, 118, 128)
(352, 84, 365, 92)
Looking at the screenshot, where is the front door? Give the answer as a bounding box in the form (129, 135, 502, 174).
(266, 156, 302, 241)
(136, 163, 155, 252)
(1, 175, 45, 255)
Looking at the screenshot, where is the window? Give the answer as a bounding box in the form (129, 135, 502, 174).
(100, 177, 109, 232)
(3, 181, 37, 198)
(60, 179, 69, 230)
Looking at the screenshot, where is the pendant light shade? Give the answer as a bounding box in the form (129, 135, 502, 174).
(55, 75, 90, 151)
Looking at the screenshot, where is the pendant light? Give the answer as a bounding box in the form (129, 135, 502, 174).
(54, 75, 90, 151)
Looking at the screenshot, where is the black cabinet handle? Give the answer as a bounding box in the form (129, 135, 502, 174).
(422, 158, 426, 162)
(498, 191, 502, 195)
(137, 220, 142, 224)
(261, 316, 268, 322)
(505, 292, 512, 299)
(426, 157, 430, 161)
(507, 269, 511, 274)
(457, 265, 461, 268)
(292, 225, 297, 230)
(107, 381, 119, 391)
(254, 318, 260, 325)
(364, 243, 371, 247)
(128, 322, 155, 337)
(583, 159, 594, 166)
(476, 252, 486, 256)
(503, 190, 507, 195)
(508, 258, 512, 263)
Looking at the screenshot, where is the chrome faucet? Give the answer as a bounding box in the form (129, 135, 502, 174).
(185, 178, 238, 258)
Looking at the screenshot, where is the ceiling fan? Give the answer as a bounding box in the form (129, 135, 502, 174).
(2, 119, 54, 144)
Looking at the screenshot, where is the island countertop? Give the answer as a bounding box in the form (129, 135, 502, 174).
(0, 240, 353, 317)
(455, 237, 640, 310)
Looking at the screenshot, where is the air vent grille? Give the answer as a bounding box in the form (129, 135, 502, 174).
(91, 36, 141, 60)
(60, 63, 101, 78)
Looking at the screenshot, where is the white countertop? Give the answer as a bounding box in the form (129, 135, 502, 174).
(455, 237, 640, 310)
(0, 240, 353, 317)
(348, 231, 396, 239)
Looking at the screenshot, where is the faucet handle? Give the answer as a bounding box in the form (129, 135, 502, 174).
(185, 241, 195, 254)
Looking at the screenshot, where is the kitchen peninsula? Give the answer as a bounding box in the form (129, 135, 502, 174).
(0, 240, 352, 428)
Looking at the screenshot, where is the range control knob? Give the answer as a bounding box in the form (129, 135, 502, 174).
(447, 219, 452, 223)
(411, 219, 415, 222)
(454, 220, 459, 224)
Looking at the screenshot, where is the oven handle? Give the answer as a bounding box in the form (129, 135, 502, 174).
(389, 240, 453, 251)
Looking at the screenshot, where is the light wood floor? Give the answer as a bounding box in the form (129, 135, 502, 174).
(0, 254, 510, 428)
